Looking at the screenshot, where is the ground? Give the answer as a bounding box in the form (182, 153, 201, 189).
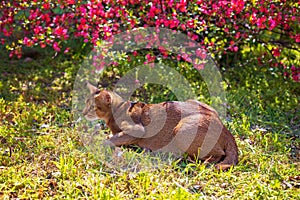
(0, 49, 299, 199)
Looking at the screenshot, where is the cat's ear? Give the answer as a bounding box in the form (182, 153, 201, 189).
(86, 81, 100, 94)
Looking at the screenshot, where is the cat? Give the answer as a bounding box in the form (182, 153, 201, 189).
(82, 82, 238, 170)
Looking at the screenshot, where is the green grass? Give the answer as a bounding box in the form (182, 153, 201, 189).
(0, 50, 299, 199)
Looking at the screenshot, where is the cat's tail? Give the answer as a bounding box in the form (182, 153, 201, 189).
(216, 128, 239, 171)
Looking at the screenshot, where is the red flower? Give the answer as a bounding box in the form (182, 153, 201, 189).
(39, 42, 46, 48)
(186, 19, 195, 28)
(290, 65, 300, 82)
(66, 0, 75, 5)
(272, 48, 280, 57)
(133, 51, 138, 57)
(292, 73, 299, 82)
(42, 3, 50, 10)
(53, 26, 68, 39)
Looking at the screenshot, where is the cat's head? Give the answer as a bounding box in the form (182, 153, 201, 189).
(82, 82, 113, 121)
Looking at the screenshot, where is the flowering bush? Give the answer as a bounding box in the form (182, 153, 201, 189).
(0, 0, 299, 81)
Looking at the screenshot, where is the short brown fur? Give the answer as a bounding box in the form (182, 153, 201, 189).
(83, 82, 239, 170)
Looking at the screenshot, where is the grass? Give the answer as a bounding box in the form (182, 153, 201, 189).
(0, 49, 299, 199)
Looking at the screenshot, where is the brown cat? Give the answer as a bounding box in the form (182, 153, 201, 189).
(83, 82, 238, 170)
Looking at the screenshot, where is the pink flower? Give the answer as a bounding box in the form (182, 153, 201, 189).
(196, 49, 206, 60)
(181, 53, 192, 62)
(53, 42, 61, 52)
(233, 46, 238, 52)
(190, 33, 198, 41)
(145, 54, 155, 62)
(64, 48, 70, 54)
(148, 6, 159, 18)
(159, 46, 168, 58)
(103, 26, 112, 39)
(162, 19, 170, 27)
(295, 34, 300, 43)
(257, 16, 267, 29)
(111, 61, 119, 66)
(169, 19, 180, 29)
(268, 18, 277, 30)
(23, 37, 33, 47)
(176, 0, 187, 12)
(9, 51, 14, 58)
(235, 32, 241, 39)
(194, 63, 205, 70)
(291, 65, 296, 71)
(33, 26, 42, 35)
(3, 28, 12, 37)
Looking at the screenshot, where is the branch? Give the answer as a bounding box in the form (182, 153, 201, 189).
(269, 40, 300, 53)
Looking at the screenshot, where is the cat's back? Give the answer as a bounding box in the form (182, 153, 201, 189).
(153, 100, 217, 117)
